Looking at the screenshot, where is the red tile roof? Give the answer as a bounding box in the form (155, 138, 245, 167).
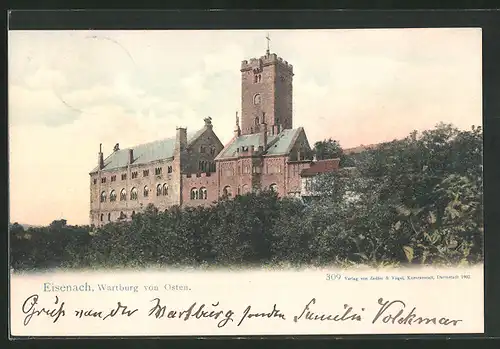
(300, 159, 340, 177)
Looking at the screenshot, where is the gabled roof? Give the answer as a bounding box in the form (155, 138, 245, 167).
(300, 158, 340, 177)
(90, 127, 207, 174)
(215, 128, 303, 160)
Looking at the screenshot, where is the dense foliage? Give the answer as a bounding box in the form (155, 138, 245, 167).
(10, 123, 483, 271)
(312, 138, 355, 167)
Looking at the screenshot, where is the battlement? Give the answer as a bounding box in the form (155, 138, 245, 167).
(241, 53, 293, 73)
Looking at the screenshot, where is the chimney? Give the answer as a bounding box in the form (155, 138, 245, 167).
(204, 116, 213, 129)
(128, 149, 134, 164)
(260, 113, 268, 149)
(98, 143, 104, 170)
(175, 127, 188, 153)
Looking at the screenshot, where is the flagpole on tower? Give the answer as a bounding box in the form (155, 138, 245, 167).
(266, 33, 271, 55)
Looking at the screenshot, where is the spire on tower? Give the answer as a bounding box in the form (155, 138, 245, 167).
(266, 33, 271, 55)
(234, 111, 241, 137)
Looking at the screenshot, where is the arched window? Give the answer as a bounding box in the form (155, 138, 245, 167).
(242, 184, 249, 194)
(130, 187, 138, 200)
(199, 187, 207, 200)
(132, 211, 136, 217)
(253, 93, 261, 105)
(120, 189, 127, 201)
(109, 190, 117, 202)
(156, 184, 162, 196)
(190, 188, 198, 200)
(107, 213, 111, 221)
(223, 186, 232, 198)
(100, 191, 106, 203)
(258, 74, 262, 83)
(143, 186, 149, 197)
(119, 211, 126, 220)
(100, 214, 104, 221)
(270, 183, 278, 193)
(162, 184, 168, 196)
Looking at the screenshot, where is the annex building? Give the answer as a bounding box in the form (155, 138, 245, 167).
(89, 47, 339, 226)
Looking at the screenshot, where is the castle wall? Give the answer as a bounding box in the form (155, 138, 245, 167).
(181, 172, 218, 207)
(287, 161, 311, 195)
(260, 156, 287, 196)
(90, 158, 180, 227)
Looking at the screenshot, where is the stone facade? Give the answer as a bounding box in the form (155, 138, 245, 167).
(89, 49, 339, 227)
(240, 53, 293, 135)
(89, 118, 223, 227)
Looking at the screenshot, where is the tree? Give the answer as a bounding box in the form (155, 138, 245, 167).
(311, 123, 483, 265)
(313, 138, 355, 167)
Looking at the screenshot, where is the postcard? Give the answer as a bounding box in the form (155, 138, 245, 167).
(8, 28, 484, 337)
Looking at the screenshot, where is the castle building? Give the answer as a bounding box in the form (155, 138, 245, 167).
(89, 47, 337, 227)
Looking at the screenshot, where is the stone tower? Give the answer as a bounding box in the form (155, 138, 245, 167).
(240, 49, 294, 135)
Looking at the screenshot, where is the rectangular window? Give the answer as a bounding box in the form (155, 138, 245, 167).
(243, 165, 250, 174)
(111, 175, 116, 182)
(101, 177, 106, 183)
(93, 178, 97, 184)
(266, 165, 281, 174)
(155, 167, 162, 175)
(168, 166, 172, 173)
(200, 146, 206, 153)
(121, 173, 127, 180)
(143, 170, 149, 177)
(132, 171, 138, 179)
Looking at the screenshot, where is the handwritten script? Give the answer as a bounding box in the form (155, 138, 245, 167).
(20, 294, 463, 329)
